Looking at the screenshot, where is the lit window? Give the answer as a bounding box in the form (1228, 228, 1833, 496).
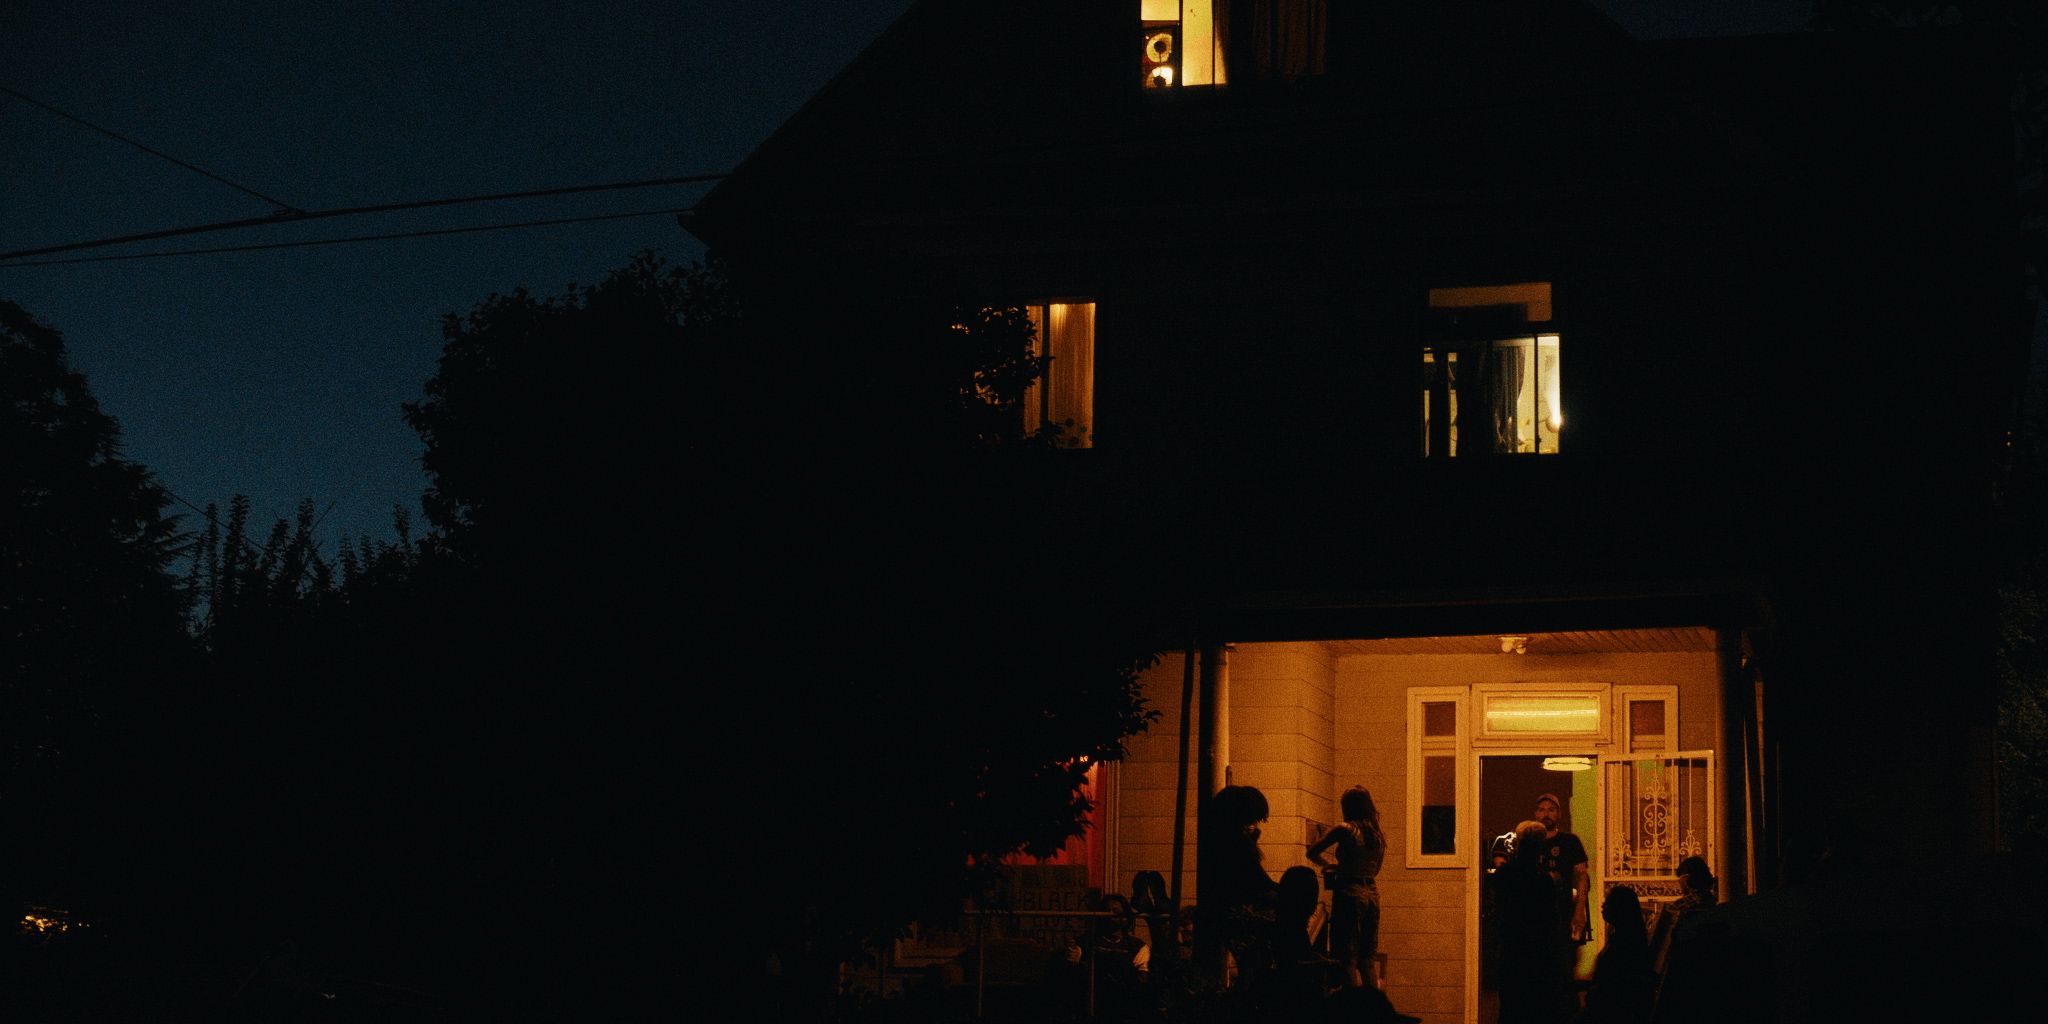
(1422, 282, 1563, 457)
(1023, 301, 1095, 448)
(1141, 1, 1223, 88)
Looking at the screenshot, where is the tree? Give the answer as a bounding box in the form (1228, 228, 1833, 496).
(402, 251, 1165, 1013)
(0, 300, 191, 918)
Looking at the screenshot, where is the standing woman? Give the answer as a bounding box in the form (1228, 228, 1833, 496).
(1307, 785, 1387, 990)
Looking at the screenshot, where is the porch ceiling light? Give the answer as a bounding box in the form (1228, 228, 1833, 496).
(1542, 756, 1593, 772)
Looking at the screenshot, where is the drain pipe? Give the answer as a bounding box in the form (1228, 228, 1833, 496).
(1193, 641, 1230, 982)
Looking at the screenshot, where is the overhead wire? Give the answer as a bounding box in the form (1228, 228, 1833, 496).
(0, 84, 302, 213)
(0, 207, 696, 267)
(0, 173, 729, 262)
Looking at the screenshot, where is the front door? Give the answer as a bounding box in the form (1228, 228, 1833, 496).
(1473, 753, 1599, 1024)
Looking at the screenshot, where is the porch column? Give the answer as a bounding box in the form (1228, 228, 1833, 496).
(1194, 642, 1231, 982)
(1199, 642, 1231, 799)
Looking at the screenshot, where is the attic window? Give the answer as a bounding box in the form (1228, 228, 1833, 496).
(1141, 1, 1223, 88)
(1421, 282, 1563, 457)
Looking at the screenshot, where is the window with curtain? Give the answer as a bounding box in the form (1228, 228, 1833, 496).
(1421, 282, 1563, 458)
(1023, 301, 1096, 448)
(1143, 2, 1331, 88)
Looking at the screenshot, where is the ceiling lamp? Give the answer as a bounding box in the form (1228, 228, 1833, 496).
(1542, 756, 1593, 772)
(1499, 635, 1528, 655)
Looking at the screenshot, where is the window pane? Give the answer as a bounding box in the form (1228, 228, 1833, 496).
(1422, 283, 1559, 457)
(1422, 754, 1457, 855)
(1022, 302, 1095, 448)
(1629, 700, 1666, 738)
(1483, 694, 1600, 734)
(1423, 700, 1457, 738)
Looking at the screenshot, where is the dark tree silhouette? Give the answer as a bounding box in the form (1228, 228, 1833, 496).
(1, 301, 191, 902)
(402, 252, 1164, 1016)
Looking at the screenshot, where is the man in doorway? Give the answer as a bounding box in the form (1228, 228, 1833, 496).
(1532, 792, 1590, 947)
(1533, 792, 1590, 1020)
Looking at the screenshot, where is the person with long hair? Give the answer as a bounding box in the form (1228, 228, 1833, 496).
(1307, 784, 1387, 990)
(1578, 885, 1653, 1024)
(1203, 784, 1280, 995)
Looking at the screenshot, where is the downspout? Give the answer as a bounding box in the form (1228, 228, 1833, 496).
(1194, 641, 1231, 982)
(1170, 641, 1195, 910)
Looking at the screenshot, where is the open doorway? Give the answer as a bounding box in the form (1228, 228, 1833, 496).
(1476, 754, 1599, 1024)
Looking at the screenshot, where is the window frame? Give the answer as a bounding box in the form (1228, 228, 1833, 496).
(1405, 686, 1473, 868)
(1470, 683, 1611, 746)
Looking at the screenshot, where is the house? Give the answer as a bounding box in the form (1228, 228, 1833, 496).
(684, 4, 2035, 1021)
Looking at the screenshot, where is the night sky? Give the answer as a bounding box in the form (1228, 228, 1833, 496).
(0, 1, 1810, 550)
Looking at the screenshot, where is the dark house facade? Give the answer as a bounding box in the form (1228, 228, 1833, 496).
(687, 4, 2033, 1021)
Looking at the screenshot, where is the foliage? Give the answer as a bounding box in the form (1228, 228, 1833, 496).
(1, 300, 195, 949)
(942, 304, 1066, 447)
(0, 300, 188, 781)
(402, 248, 713, 557)
(182, 495, 421, 647)
(1996, 371, 2048, 850)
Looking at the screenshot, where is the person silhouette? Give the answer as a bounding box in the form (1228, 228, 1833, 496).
(1577, 884, 1653, 1024)
(1271, 866, 1332, 1015)
(1306, 784, 1386, 990)
(1203, 784, 1280, 995)
(1496, 820, 1570, 1024)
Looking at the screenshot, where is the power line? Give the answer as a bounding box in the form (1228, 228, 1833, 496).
(0, 172, 728, 262)
(0, 207, 694, 267)
(0, 84, 301, 213)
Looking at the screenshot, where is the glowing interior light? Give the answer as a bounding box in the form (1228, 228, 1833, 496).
(1485, 696, 1600, 733)
(1149, 65, 1175, 87)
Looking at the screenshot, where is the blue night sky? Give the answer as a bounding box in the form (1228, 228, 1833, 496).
(0, 2, 1811, 551)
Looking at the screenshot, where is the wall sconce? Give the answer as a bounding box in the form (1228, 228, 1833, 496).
(1499, 635, 1528, 655)
(1541, 756, 1593, 772)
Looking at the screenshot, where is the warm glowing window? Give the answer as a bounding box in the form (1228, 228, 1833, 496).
(1422, 282, 1563, 457)
(1023, 301, 1095, 448)
(1141, 1, 1223, 88)
(1473, 685, 1608, 742)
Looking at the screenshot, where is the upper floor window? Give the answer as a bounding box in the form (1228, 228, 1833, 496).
(1142, 2, 1329, 88)
(1024, 301, 1096, 448)
(1142, 2, 1222, 88)
(1421, 282, 1562, 458)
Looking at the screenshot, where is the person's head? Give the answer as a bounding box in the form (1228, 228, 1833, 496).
(1103, 893, 1132, 918)
(1677, 856, 1716, 899)
(1602, 884, 1642, 927)
(1513, 820, 1547, 862)
(1131, 870, 1168, 913)
(1213, 784, 1271, 841)
(1602, 885, 1648, 947)
(1278, 866, 1319, 917)
(1340, 785, 1379, 825)
(1534, 792, 1564, 833)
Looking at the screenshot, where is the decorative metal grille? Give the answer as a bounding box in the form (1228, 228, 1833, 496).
(1603, 755, 1711, 878)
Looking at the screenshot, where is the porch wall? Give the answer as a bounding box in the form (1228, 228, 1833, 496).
(1114, 645, 1721, 1024)
(1117, 652, 1201, 901)
(1114, 644, 1339, 902)
(1335, 650, 1723, 1024)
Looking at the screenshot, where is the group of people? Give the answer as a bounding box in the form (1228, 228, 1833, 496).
(1487, 792, 1593, 1024)
(1199, 782, 1415, 1021)
(1485, 792, 1722, 1024)
(1074, 782, 1720, 1024)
